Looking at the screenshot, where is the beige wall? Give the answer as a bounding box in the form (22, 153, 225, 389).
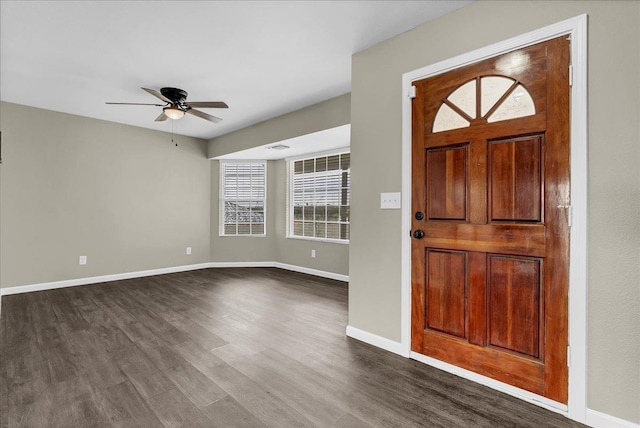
(1, 94, 352, 284)
(208, 94, 351, 276)
(207, 93, 351, 158)
(0, 102, 211, 288)
(349, 1, 639, 423)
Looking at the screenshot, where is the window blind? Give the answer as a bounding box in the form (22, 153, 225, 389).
(221, 162, 266, 236)
(290, 153, 350, 241)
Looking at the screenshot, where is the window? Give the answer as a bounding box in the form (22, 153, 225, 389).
(289, 152, 350, 242)
(432, 76, 536, 133)
(220, 162, 266, 236)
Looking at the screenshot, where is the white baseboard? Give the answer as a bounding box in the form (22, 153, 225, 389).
(209, 261, 275, 268)
(586, 409, 640, 428)
(274, 262, 348, 282)
(345, 325, 408, 357)
(0, 261, 348, 296)
(209, 261, 348, 282)
(0, 263, 212, 296)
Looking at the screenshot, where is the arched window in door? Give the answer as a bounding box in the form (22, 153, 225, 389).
(432, 76, 536, 133)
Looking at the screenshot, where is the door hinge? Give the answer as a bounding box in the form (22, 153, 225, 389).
(558, 205, 572, 227)
(567, 345, 571, 367)
(409, 85, 417, 99)
(568, 65, 573, 87)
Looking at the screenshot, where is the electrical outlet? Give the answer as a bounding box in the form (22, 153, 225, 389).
(311, 249, 316, 258)
(186, 247, 192, 255)
(79, 255, 87, 265)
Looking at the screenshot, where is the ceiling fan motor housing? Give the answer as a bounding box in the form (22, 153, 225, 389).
(160, 87, 188, 104)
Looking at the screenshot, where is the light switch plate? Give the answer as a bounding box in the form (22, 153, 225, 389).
(79, 255, 87, 265)
(380, 192, 401, 209)
(186, 247, 192, 255)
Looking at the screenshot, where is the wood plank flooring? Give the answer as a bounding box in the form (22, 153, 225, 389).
(0, 268, 585, 427)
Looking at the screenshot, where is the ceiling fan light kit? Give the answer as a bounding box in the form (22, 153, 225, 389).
(106, 87, 227, 123)
(163, 106, 185, 120)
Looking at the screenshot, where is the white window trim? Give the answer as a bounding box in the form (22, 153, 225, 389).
(287, 151, 350, 243)
(219, 160, 267, 237)
(285, 235, 350, 245)
(285, 146, 350, 162)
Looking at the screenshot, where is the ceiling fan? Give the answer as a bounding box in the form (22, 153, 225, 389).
(106, 87, 228, 123)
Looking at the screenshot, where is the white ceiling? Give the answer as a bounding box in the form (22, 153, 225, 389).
(0, 1, 471, 140)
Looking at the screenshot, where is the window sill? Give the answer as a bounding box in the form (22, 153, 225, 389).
(286, 235, 349, 245)
(219, 234, 267, 238)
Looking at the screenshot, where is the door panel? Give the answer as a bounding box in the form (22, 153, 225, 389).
(488, 256, 542, 358)
(411, 37, 570, 403)
(426, 145, 468, 220)
(426, 250, 466, 337)
(489, 136, 542, 222)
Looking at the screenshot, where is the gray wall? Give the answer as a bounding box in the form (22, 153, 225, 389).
(208, 94, 350, 276)
(349, 1, 639, 423)
(0, 102, 211, 289)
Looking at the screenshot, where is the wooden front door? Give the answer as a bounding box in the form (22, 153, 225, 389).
(410, 37, 570, 403)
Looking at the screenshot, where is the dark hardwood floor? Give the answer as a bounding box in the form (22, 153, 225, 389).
(0, 268, 584, 427)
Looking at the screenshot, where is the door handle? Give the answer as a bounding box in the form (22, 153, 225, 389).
(413, 230, 425, 239)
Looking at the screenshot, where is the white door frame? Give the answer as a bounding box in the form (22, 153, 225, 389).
(400, 15, 588, 423)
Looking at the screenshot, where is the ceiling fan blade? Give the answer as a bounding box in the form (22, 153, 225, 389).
(142, 87, 171, 103)
(106, 102, 165, 106)
(186, 101, 229, 109)
(155, 111, 169, 122)
(186, 108, 222, 123)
